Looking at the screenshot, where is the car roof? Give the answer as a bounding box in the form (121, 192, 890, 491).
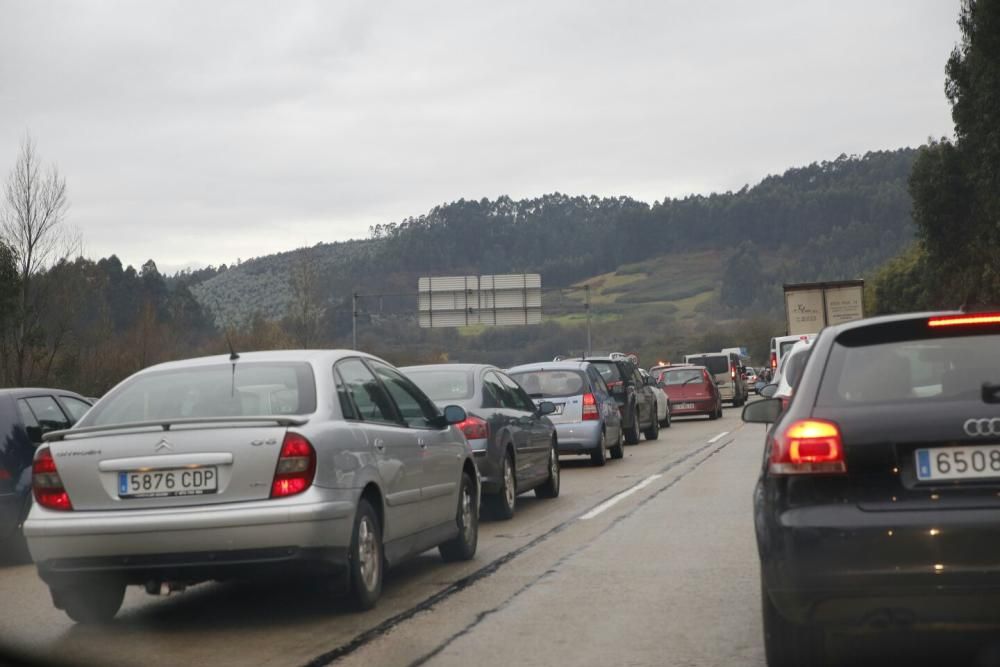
(686, 352, 727, 358)
(137, 349, 385, 374)
(0, 388, 87, 398)
(400, 363, 495, 373)
(656, 365, 705, 372)
(508, 361, 590, 372)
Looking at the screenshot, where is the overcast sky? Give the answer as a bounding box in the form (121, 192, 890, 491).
(1, 1, 962, 273)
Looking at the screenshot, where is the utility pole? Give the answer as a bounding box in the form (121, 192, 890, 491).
(585, 284, 592, 356)
(352, 292, 358, 350)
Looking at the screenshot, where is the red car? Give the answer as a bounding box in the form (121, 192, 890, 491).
(655, 365, 723, 420)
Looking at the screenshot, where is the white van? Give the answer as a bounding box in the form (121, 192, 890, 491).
(769, 334, 817, 374)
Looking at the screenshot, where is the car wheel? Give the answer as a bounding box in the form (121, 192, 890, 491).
(55, 580, 126, 624)
(486, 452, 516, 520)
(643, 411, 659, 441)
(535, 442, 560, 499)
(761, 579, 826, 666)
(348, 499, 384, 611)
(609, 426, 625, 459)
(624, 410, 641, 445)
(708, 403, 720, 420)
(439, 472, 479, 562)
(590, 430, 607, 466)
(661, 406, 672, 428)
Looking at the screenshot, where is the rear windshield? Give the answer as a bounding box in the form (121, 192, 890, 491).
(817, 334, 1000, 406)
(404, 369, 475, 401)
(659, 369, 705, 385)
(81, 362, 317, 426)
(687, 355, 729, 376)
(510, 370, 587, 398)
(779, 340, 797, 358)
(589, 361, 623, 384)
(780, 349, 811, 389)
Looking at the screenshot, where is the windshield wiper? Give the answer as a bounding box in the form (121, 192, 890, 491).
(983, 382, 1000, 404)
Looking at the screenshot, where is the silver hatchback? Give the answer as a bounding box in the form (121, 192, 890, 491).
(24, 350, 479, 623)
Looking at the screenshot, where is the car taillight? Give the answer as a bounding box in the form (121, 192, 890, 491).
(33, 448, 73, 510)
(770, 352, 777, 370)
(582, 393, 599, 420)
(271, 433, 316, 498)
(769, 419, 845, 475)
(780, 396, 791, 412)
(0, 466, 10, 481)
(731, 364, 736, 379)
(457, 416, 489, 440)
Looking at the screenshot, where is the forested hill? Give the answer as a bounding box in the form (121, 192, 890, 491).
(190, 148, 917, 326)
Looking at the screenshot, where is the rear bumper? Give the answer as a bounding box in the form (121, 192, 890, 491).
(760, 501, 1000, 627)
(670, 399, 716, 416)
(552, 422, 603, 453)
(37, 546, 348, 588)
(24, 491, 356, 574)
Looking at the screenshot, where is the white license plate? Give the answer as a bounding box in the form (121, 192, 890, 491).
(916, 446, 1000, 481)
(552, 404, 564, 414)
(676, 403, 695, 410)
(118, 468, 218, 498)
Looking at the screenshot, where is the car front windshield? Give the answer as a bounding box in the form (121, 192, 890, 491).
(81, 363, 316, 426)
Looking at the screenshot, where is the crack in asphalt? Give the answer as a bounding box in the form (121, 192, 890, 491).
(301, 429, 739, 667)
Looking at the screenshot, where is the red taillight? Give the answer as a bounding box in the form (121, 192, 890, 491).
(271, 433, 316, 498)
(780, 396, 791, 412)
(731, 364, 736, 379)
(33, 448, 73, 510)
(457, 416, 489, 441)
(0, 467, 10, 481)
(770, 352, 777, 370)
(582, 393, 599, 420)
(928, 313, 1000, 327)
(769, 419, 845, 475)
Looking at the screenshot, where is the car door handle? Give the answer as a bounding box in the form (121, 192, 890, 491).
(418, 438, 427, 449)
(373, 438, 385, 451)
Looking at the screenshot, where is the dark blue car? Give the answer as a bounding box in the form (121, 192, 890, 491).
(0, 389, 92, 551)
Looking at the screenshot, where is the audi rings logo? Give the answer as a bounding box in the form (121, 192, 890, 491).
(964, 418, 1000, 437)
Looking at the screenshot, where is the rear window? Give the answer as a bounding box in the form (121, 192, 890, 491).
(81, 362, 316, 426)
(509, 370, 587, 398)
(687, 355, 729, 376)
(659, 369, 705, 385)
(779, 341, 797, 358)
(589, 361, 623, 384)
(780, 349, 811, 389)
(404, 369, 475, 401)
(817, 334, 1000, 406)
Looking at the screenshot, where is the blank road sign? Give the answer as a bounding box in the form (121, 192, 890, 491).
(418, 274, 542, 328)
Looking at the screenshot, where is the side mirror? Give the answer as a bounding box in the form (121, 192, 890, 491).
(759, 384, 779, 399)
(442, 405, 468, 425)
(537, 401, 556, 416)
(644, 376, 655, 386)
(742, 398, 782, 424)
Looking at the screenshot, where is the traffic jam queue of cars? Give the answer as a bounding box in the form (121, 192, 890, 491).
(11, 349, 733, 624)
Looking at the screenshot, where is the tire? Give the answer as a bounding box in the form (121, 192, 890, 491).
(55, 580, 126, 624)
(661, 406, 672, 428)
(761, 579, 826, 666)
(440, 472, 479, 562)
(708, 402, 720, 420)
(643, 410, 660, 441)
(624, 409, 641, 445)
(486, 452, 516, 520)
(348, 499, 384, 611)
(590, 430, 608, 466)
(535, 442, 560, 499)
(609, 426, 625, 460)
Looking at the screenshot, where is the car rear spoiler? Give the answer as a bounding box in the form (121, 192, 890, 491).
(43, 416, 310, 442)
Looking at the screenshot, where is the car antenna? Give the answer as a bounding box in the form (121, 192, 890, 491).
(225, 331, 240, 361)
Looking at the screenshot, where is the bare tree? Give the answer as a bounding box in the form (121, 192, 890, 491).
(287, 250, 325, 348)
(1, 133, 70, 384)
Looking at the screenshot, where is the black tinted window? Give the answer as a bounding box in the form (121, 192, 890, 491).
(335, 359, 397, 424)
(370, 361, 440, 428)
(817, 334, 1000, 406)
(687, 355, 729, 376)
(590, 361, 623, 384)
(23, 396, 71, 431)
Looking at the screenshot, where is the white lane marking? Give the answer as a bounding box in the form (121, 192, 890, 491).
(708, 431, 730, 444)
(580, 474, 663, 520)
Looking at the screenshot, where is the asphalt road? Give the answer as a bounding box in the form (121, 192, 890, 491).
(0, 407, 766, 667)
